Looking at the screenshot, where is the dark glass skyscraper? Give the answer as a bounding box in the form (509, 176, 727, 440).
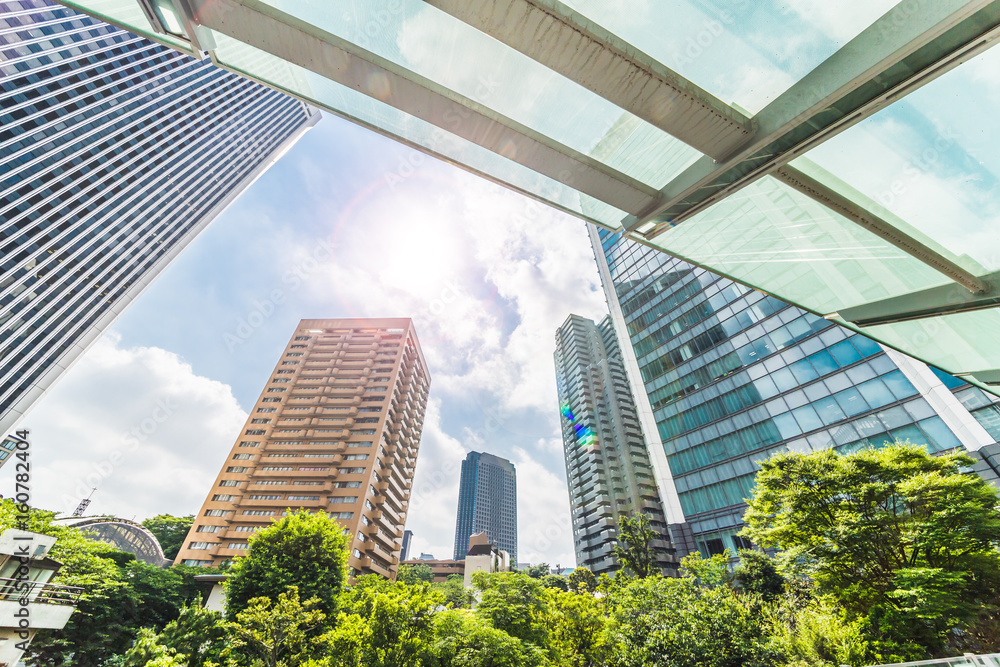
(591, 225, 1000, 557)
(0, 0, 317, 436)
(554, 314, 677, 574)
(453, 451, 517, 562)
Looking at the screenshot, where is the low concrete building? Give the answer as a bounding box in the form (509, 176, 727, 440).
(0, 529, 80, 666)
(463, 532, 510, 589)
(400, 558, 464, 583)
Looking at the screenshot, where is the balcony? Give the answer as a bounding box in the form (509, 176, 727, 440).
(0, 578, 81, 630)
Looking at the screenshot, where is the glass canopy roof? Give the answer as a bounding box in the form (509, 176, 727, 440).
(54, 0, 1000, 396)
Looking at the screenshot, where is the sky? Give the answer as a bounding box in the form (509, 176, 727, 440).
(7, 0, 999, 570)
(11, 113, 609, 568)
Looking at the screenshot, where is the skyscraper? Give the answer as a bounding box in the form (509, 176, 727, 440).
(554, 314, 679, 573)
(0, 0, 317, 438)
(591, 226, 1000, 558)
(175, 318, 430, 579)
(453, 451, 517, 563)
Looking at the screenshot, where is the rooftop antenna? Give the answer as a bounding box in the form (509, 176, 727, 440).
(72, 488, 97, 517)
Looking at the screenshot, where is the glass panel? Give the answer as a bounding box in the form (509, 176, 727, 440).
(209, 34, 625, 227)
(869, 310, 1000, 381)
(55, 0, 194, 51)
(802, 45, 1000, 273)
(648, 177, 951, 315)
(262, 0, 702, 188)
(561, 0, 902, 113)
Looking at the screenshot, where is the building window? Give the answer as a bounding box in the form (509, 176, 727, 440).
(233, 454, 253, 460)
(219, 480, 240, 487)
(196, 525, 220, 533)
(189, 542, 212, 550)
(267, 388, 286, 393)
(228, 543, 247, 550)
(212, 494, 235, 502)
(245, 429, 266, 435)
(260, 466, 293, 471)
(251, 418, 271, 424)
(331, 497, 358, 504)
(339, 467, 366, 474)
(298, 466, 329, 471)
(333, 481, 361, 488)
(239, 441, 259, 447)
(205, 510, 231, 517)
(329, 511, 354, 519)
(257, 407, 276, 413)
(242, 510, 275, 516)
(288, 495, 320, 501)
(248, 495, 282, 500)
(226, 466, 248, 473)
(344, 454, 369, 460)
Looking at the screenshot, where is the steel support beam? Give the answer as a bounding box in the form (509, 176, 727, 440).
(836, 270, 1000, 327)
(424, 0, 752, 160)
(183, 0, 660, 216)
(638, 0, 1000, 234)
(774, 164, 989, 294)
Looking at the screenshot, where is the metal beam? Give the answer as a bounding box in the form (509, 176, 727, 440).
(184, 0, 660, 216)
(638, 0, 1000, 234)
(774, 164, 989, 294)
(836, 270, 1000, 327)
(965, 370, 1000, 386)
(423, 0, 753, 160)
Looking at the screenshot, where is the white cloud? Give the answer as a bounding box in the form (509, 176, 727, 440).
(785, 0, 900, 44)
(9, 334, 247, 520)
(512, 446, 575, 567)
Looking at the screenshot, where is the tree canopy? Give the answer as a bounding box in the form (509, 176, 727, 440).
(223, 510, 349, 619)
(742, 442, 1000, 653)
(612, 513, 658, 578)
(141, 514, 194, 561)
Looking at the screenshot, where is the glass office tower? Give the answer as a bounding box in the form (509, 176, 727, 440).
(555, 314, 680, 573)
(591, 226, 1000, 557)
(453, 451, 517, 563)
(0, 0, 317, 437)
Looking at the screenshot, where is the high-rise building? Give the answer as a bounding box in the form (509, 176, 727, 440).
(453, 451, 517, 563)
(0, 0, 317, 438)
(554, 314, 677, 575)
(400, 529, 413, 562)
(591, 227, 1000, 558)
(175, 318, 430, 579)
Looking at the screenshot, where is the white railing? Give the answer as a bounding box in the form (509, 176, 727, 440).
(870, 654, 1000, 667)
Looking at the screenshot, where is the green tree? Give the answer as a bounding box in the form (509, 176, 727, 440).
(742, 443, 1000, 654)
(430, 574, 472, 609)
(540, 574, 568, 591)
(472, 572, 551, 650)
(679, 550, 733, 589)
(156, 602, 228, 667)
(427, 610, 543, 667)
(224, 510, 349, 619)
(546, 588, 608, 666)
(321, 576, 441, 666)
(224, 587, 326, 667)
(521, 563, 550, 579)
(604, 576, 777, 667)
(765, 597, 874, 667)
(566, 568, 597, 595)
(398, 563, 434, 585)
(612, 513, 658, 578)
(732, 550, 785, 602)
(142, 514, 195, 561)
